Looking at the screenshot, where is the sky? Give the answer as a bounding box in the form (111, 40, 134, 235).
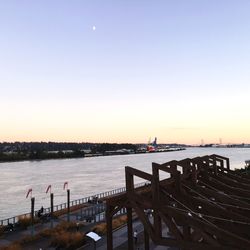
(0, 0, 250, 145)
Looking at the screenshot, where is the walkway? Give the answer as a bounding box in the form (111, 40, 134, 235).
(0, 207, 179, 250)
(83, 218, 179, 250)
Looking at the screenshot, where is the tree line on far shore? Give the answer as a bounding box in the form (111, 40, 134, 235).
(0, 142, 138, 162)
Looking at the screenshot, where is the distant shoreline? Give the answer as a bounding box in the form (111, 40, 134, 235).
(0, 148, 186, 164)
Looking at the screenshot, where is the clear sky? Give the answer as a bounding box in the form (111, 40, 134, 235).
(0, 1, 250, 144)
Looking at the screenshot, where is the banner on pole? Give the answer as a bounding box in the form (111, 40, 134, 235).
(46, 185, 51, 194)
(26, 188, 32, 198)
(63, 181, 68, 190)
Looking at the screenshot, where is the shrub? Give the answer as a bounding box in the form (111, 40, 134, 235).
(92, 222, 107, 235)
(0, 225, 5, 236)
(92, 214, 128, 235)
(17, 216, 31, 229)
(1, 243, 22, 250)
(50, 231, 85, 249)
(54, 221, 76, 232)
(2, 221, 86, 250)
(17, 215, 40, 229)
(112, 215, 127, 230)
(38, 228, 54, 237)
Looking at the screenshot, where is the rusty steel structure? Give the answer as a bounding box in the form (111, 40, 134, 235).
(106, 154, 250, 250)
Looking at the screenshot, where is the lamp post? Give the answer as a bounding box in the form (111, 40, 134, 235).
(64, 182, 70, 222)
(26, 188, 34, 236)
(46, 185, 53, 228)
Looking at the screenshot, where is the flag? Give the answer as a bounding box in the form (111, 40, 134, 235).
(63, 181, 68, 190)
(26, 188, 32, 198)
(46, 185, 51, 194)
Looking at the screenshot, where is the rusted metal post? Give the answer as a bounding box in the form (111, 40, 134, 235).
(50, 193, 54, 228)
(67, 189, 70, 222)
(152, 163, 162, 238)
(174, 171, 181, 194)
(106, 205, 113, 250)
(125, 167, 134, 250)
(226, 157, 230, 169)
(31, 197, 35, 236)
(183, 225, 191, 241)
(127, 207, 133, 250)
(144, 227, 150, 250)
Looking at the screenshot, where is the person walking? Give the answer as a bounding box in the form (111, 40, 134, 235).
(133, 230, 138, 244)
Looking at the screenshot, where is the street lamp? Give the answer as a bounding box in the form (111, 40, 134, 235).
(46, 184, 53, 228)
(63, 181, 70, 222)
(26, 188, 34, 236)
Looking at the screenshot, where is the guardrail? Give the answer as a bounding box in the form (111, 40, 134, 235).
(76, 203, 127, 223)
(0, 181, 148, 226)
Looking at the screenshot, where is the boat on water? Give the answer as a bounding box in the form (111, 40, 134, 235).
(146, 137, 157, 152)
(146, 137, 185, 153)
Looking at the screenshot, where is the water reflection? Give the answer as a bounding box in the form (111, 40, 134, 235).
(0, 147, 249, 219)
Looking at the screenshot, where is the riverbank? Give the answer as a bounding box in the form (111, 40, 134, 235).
(0, 147, 186, 163)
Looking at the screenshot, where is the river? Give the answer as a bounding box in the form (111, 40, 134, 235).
(0, 147, 249, 220)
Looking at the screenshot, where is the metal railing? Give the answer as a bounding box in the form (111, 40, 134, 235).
(0, 181, 148, 226)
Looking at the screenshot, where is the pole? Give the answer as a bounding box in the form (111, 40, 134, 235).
(31, 197, 35, 236)
(144, 228, 149, 250)
(50, 193, 54, 228)
(127, 207, 133, 250)
(106, 205, 113, 250)
(67, 189, 70, 222)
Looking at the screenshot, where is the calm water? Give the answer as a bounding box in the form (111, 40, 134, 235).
(0, 147, 249, 219)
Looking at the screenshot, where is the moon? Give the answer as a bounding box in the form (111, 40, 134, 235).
(92, 26, 96, 31)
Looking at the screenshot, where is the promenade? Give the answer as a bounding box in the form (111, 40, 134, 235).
(90, 219, 179, 250)
(0, 213, 179, 250)
(0, 183, 152, 249)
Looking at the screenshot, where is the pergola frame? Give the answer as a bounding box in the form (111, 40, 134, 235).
(106, 154, 250, 250)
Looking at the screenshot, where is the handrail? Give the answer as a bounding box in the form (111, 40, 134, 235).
(0, 181, 148, 226)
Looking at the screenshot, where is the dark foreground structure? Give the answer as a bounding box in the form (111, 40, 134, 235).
(106, 154, 250, 250)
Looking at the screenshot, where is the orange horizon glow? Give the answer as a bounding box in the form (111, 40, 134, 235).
(1, 1, 250, 145)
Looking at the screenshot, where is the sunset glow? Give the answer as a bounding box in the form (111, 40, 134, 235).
(0, 1, 250, 144)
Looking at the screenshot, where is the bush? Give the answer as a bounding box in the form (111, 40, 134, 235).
(17, 215, 40, 229)
(92, 215, 127, 235)
(1, 243, 22, 250)
(0, 225, 5, 236)
(50, 231, 85, 249)
(38, 228, 54, 237)
(2, 221, 86, 250)
(54, 221, 76, 232)
(92, 222, 107, 235)
(17, 216, 31, 229)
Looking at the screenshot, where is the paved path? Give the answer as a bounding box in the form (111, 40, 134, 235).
(0, 213, 180, 250)
(83, 218, 179, 250)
